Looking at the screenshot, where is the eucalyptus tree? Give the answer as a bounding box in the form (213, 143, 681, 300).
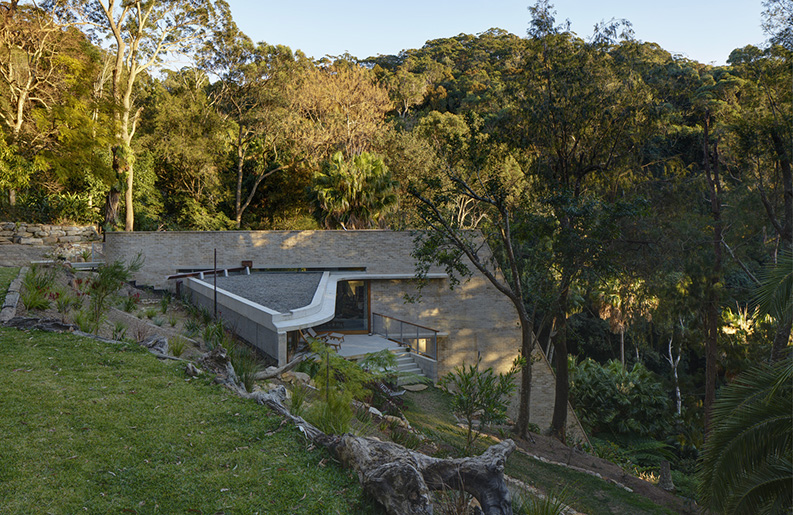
(201, 24, 309, 228)
(138, 68, 231, 230)
(726, 45, 792, 360)
(503, 1, 651, 440)
(290, 58, 392, 159)
(407, 110, 552, 439)
(43, 0, 230, 230)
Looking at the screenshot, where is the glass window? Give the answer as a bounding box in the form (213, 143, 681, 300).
(317, 280, 368, 332)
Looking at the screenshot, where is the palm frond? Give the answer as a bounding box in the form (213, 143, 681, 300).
(698, 358, 793, 514)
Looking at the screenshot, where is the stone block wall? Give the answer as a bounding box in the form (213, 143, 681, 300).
(0, 222, 101, 245)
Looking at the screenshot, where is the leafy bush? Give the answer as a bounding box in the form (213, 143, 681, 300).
(73, 309, 97, 333)
(22, 264, 56, 296)
(202, 321, 228, 350)
(52, 289, 80, 322)
(569, 358, 671, 438)
(84, 255, 143, 334)
(112, 322, 127, 341)
(591, 435, 674, 476)
(438, 356, 519, 454)
(183, 318, 200, 338)
(122, 293, 140, 312)
(305, 388, 354, 435)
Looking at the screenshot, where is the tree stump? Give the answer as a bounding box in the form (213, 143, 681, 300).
(246, 386, 516, 515)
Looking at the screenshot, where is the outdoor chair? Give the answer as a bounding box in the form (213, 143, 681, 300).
(303, 327, 344, 350)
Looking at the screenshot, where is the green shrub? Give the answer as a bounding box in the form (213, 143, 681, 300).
(305, 388, 354, 435)
(289, 382, 311, 417)
(22, 264, 56, 296)
(143, 307, 158, 319)
(53, 289, 80, 322)
(569, 358, 671, 438)
(112, 322, 127, 341)
(85, 255, 143, 334)
(202, 321, 227, 350)
(73, 309, 97, 333)
(183, 318, 200, 338)
(438, 356, 519, 454)
(122, 293, 140, 312)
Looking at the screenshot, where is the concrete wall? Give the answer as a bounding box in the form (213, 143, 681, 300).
(105, 230, 586, 440)
(185, 277, 285, 364)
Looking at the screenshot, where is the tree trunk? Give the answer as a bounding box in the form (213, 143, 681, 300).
(234, 128, 245, 229)
(103, 187, 121, 228)
(125, 159, 134, 231)
(620, 328, 625, 368)
(550, 284, 570, 442)
(702, 113, 723, 436)
(247, 386, 516, 515)
(513, 316, 535, 438)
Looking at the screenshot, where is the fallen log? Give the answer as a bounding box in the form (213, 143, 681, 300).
(245, 386, 516, 515)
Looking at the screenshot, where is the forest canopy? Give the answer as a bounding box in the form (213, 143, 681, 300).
(1, 0, 791, 507)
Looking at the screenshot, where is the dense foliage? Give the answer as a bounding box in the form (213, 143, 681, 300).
(1, 0, 791, 507)
(569, 358, 672, 438)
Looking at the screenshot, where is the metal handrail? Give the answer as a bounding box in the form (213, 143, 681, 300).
(371, 312, 438, 360)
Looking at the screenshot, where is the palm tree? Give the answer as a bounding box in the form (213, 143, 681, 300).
(697, 356, 792, 514)
(309, 151, 398, 229)
(753, 250, 792, 362)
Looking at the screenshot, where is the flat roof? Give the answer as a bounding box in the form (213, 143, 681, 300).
(213, 272, 322, 314)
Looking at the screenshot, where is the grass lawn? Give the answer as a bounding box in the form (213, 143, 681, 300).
(0, 327, 376, 515)
(0, 266, 19, 304)
(402, 387, 676, 515)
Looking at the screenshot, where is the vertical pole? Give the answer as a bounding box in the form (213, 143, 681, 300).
(213, 248, 217, 318)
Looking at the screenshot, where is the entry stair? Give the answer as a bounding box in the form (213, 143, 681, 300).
(390, 347, 426, 385)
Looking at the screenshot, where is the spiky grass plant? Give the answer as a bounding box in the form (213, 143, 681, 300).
(229, 342, 261, 392)
(170, 335, 187, 358)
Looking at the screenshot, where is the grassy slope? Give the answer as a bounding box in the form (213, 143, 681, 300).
(0, 328, 376, 515)
(402, 387, 675, 515)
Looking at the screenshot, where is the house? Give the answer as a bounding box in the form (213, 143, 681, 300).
(104, 229, 586, 440)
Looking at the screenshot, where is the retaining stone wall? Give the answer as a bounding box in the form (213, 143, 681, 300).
(0, 222, 101, 245)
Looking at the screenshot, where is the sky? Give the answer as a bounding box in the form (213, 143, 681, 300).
(225, 0, 767, 66)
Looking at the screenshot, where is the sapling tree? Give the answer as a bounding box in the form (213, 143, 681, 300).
(84, 254, 143, 333)
(439, 356, 520, 455)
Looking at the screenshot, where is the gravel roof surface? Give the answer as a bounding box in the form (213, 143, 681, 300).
(213, 272, 322, 313)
